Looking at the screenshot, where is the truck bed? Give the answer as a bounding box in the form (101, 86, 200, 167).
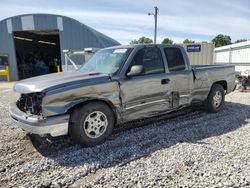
(191, 64, 234, 69)
(191, 64, 235, 101)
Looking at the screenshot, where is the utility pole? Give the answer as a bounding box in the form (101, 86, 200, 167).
(148, 6, 159, 44)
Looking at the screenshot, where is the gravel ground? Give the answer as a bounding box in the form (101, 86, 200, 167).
(0, 88, 250, 188)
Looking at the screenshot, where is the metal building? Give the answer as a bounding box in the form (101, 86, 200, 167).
(181, 42, 215, 65)
(214, 41, 250, 75)
(0, 14, 120, 81)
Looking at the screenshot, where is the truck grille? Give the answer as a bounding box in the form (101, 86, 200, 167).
(16, 93, 43, 115)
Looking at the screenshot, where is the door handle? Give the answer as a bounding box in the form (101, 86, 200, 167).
(161, 78, 170, 85)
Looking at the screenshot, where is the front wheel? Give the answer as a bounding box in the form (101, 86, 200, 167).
(69, 101, 115, 146)
(204, 84, 225, 113)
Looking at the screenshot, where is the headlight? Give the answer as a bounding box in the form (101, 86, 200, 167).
(17, 92, 44, 115)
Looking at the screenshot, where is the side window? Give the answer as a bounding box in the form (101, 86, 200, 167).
(0, 54, 9, 66)
(131, 47, 165, 75)
(164, 48, 186, 72)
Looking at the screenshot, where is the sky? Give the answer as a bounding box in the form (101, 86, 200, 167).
(0, 0, 250, 44)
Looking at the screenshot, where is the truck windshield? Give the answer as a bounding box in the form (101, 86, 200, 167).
(79, 48, 131, 74)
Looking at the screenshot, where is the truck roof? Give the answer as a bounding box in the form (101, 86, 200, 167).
(106, 44, 183, 49)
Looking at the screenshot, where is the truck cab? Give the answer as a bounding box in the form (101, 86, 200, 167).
(116, 45, 194, 121)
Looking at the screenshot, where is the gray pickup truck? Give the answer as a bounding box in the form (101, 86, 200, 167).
(9, 44, 235, 146)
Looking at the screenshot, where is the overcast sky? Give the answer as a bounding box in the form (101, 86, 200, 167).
(0, 0, 249, 44)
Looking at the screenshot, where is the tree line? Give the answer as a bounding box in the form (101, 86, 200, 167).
(130, 35, 248, 47)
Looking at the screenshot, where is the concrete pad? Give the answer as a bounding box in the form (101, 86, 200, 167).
(0, 82, 15, 89)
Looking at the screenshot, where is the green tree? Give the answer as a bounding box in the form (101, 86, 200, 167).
(161, 38, 173, 44)
(130, 36, 153, 44)
(212, 34, 231, 47)
(235, 39, 247, 43)
(183, 39, 195, 44)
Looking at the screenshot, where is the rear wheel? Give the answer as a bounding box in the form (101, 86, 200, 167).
(238, 85, 245, 92)
(69, 101, 115, 146)
(204, 84, 225, 113)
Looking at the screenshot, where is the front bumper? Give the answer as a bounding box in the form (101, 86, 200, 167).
(9, 103, 70, 137)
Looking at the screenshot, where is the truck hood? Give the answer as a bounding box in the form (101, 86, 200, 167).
(14, 71, 111, 94)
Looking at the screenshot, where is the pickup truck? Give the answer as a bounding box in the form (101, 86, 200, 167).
(9, 44, 236, 146)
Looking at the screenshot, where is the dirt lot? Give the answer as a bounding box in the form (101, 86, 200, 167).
(0, 86, 250, 188)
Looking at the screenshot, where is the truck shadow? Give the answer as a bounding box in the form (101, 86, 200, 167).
(30, 101, 250, 168)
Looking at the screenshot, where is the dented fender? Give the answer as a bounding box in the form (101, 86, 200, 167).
(42, 81, 122, 119)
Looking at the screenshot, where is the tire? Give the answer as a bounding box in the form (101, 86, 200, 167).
(238, 85, 245, 92)
(204, 84, 225, 113)
(69, 101, 115, 146)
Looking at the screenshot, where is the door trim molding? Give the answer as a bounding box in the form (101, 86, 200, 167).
(125, 99, 166, 110)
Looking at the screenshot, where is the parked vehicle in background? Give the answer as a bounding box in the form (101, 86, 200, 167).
(9, 44, 236, 146)
(236, 70, 250, 92)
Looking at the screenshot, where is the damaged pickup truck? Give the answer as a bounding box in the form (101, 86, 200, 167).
(9, 44, 236, 146)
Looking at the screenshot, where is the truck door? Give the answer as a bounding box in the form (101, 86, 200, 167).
(119, 47, 172, 121)
(163, 47, 194, 107)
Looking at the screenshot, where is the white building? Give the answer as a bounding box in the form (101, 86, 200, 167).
(214, 41, 250, 75)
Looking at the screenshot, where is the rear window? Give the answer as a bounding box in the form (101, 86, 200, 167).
(164, 48, 186, 72)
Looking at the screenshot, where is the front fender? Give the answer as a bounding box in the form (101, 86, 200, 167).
(42, 81, 121, 117)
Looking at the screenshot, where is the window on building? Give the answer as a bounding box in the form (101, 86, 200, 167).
(0, 54, 9, 67)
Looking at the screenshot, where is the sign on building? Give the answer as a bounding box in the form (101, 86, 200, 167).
(187, 44, 201, 52)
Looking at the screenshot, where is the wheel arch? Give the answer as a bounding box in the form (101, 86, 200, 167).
(67, 98, 119, 124)
(204, 80, 226, 113)
(204, 80, 227, 102)
(212, 80, 227, 91)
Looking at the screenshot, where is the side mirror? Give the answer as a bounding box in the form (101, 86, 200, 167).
(127, 65, 144, 77)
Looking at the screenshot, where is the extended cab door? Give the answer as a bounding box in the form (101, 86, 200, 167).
(162, 47, 194, 107)
(119, 47, 172, 121)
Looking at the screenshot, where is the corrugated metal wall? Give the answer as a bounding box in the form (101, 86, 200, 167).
(181, 42, 215, 65)
(214, 41, 250, 64)
(0, 18, 18, 80)
(214, 41, 250, 75)
(0, 14, 120, 81)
